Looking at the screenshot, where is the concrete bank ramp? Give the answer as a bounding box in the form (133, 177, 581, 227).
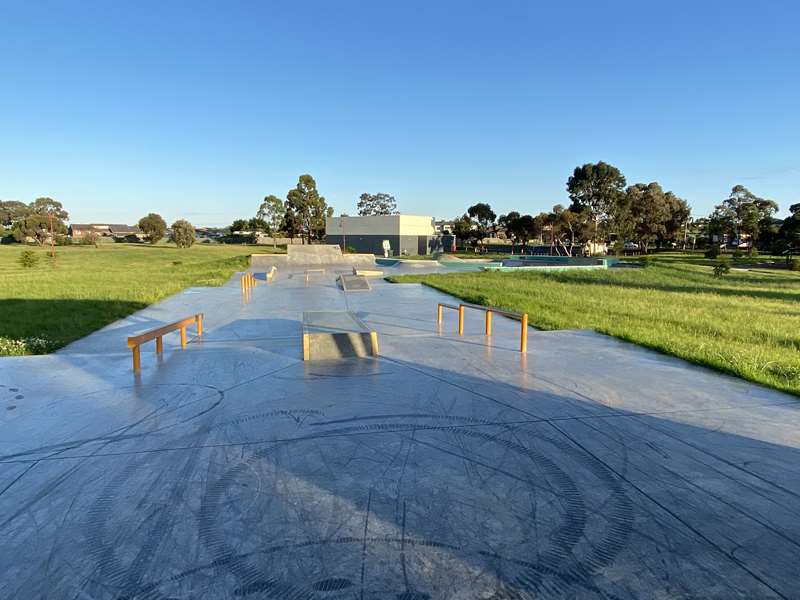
(302, 311, 378, 360)
(251, 245, 376, 269)
(338, 274, 371, 292)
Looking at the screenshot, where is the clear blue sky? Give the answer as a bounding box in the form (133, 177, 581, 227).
(1, 1, 798, 226)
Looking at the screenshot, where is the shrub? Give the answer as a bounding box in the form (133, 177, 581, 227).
(713, 258, 731, 278)
(170, 219, 196, 248)
(732, 249, 744, 259)
(79, 231, 100, 245)
(138, 213, 167, 244)
(0, 336, 54, 356)
(18, 249, 39, 268)
(790, 258, 800, 272)
(704, 245, 721, 259)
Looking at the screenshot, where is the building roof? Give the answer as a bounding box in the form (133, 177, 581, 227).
(108, 224, 141, 234)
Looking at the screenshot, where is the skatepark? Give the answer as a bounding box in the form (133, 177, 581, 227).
(1, 246, 799, 599)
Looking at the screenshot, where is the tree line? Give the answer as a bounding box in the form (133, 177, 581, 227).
(450, 161, 797, 255)
(228, 174, 333, 245)
(0, 198, 197, 249)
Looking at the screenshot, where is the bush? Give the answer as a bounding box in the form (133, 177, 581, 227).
(138, 213, 167, 244)
(732, 249, 744, 259)
(170, 219, 196, 248)
(18, 249, 39, 268)
(713, 258, 731, 278)
(0, 336, 54, 356)
(704, 245, 721, 259)
(790, 258, 800, 272)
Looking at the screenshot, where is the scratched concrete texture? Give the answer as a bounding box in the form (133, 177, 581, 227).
(1, 264, 799, 599)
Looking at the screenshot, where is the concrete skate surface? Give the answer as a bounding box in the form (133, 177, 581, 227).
(1, 264, 799, 599)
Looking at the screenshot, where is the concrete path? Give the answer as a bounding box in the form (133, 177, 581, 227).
(1, 265, 799, 599)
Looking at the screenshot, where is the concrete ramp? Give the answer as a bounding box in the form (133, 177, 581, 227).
(251, 245, 376, 269)
(302, 311, 379, 360)
(338, 274, 371, 292)
(289, 244, 345, 264)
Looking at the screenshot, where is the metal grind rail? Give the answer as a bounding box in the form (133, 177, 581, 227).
(437, 302, 528, 353)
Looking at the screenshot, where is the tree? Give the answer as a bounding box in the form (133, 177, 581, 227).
(257, 195, 286, 247)
(711, 185, 778, 249)
(230, 219, 250, 232)
(137, 213, 167, 244)
(170, 219, 195, 248)
(247, 217, 269, 232)
(29, 197, 68, 257)
(775, 203, 800, 256)
(567, 161, 626, 242)
(285, 174, 331, 244)
(498, 212, 521, 244)
(467, 203, 496, 247)
(0, 200, 30, 226)
(661, 193, 691, 248)
(626, 183, 672, 252)
(12, 213, 65, 245)
(452, 214, 478, 248)
(281, 207, 301, 241)
(357, 193, 398, 216)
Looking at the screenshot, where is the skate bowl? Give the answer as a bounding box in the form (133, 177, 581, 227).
(252, 245, 375, 269)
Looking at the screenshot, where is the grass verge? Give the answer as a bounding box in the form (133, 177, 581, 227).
(388, 258, 800, 396)
(0, 244, 252, 354)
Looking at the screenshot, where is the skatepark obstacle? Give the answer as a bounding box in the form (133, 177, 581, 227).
(240, 272, 256, 293)
(437, 302, 529, 353)
(338, 274, 371, 292)
(127, 313, 204, 372)
(251, 244, 376, 269)
(353, 267, 384, 277)
(302, 311, 379, 360)
(304, 269, 325, 284)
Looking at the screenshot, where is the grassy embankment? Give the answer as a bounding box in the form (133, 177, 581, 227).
(0, 243, 265, 354)
(388, 254, 800, 396)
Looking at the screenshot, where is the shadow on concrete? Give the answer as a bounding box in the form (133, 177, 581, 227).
(3, 339, 800, 598)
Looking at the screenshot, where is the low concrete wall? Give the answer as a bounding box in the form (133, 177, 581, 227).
(250, 253, 376, 269)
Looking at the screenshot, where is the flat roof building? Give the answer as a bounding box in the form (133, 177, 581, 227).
(326, 214, 435, 256)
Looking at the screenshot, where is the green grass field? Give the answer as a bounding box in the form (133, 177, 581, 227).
(0, 244, 256, 354)
(389, 255, 800, 396)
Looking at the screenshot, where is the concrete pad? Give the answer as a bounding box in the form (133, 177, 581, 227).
(1, 268, 800, 598)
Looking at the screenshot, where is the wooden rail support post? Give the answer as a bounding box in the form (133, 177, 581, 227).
(520, 313, 528, 353)
(437, 304, 443, 325)
(458, 305, 464, 336)
(485, 310, 493, 335)
(180, 326, 187, 348)
(132, 346, 141, 372)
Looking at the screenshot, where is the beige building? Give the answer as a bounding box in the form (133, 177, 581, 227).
(326, 214, 435, 256)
